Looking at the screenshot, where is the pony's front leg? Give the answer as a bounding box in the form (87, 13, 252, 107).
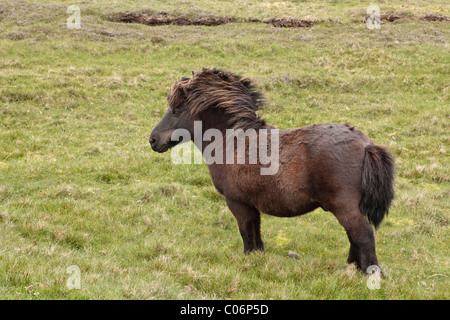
(225, 198, 264, 253)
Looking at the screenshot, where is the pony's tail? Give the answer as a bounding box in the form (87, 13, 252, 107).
(360, 145, 395, 229)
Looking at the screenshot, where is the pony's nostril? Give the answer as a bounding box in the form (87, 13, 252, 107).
(149, 138, 156, 147)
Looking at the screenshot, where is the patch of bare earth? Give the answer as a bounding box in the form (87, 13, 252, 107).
(264, 18, 318, 28)
(111, 11, 319, 28)
(420, 14, 449, 22)
(112, 9, 447, 30)
(113, 11, 232, 26)
(365, 13, 449, 23)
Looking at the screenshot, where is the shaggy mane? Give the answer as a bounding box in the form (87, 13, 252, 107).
(169, 68, 267, 129)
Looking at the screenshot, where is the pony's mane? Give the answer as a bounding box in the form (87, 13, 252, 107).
(169, 68, 266, 129)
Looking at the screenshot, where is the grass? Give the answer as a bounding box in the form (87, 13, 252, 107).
(0, 0, 449, 299)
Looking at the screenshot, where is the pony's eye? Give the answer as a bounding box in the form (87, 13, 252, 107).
(172, 109, 181, 115)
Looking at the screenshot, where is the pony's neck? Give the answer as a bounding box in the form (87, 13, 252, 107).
(191, 109, 276, 158)
(192, 109, 229, 154)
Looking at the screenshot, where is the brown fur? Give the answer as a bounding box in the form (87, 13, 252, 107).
(150, 68, 395, 272)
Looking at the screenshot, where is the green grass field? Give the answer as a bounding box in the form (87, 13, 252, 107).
(0, 0, 448, 299)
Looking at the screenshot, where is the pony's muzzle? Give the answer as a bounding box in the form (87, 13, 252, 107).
(149, 131, 175, 153)
(149, 134, 166, 153)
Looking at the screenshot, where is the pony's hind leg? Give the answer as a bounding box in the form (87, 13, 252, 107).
(225, 198, 264, 253)
(332, 205, 379, 272)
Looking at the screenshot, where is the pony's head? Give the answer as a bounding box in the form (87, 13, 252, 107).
(150, 68, 266, 152)
(149, 77, 192, 152)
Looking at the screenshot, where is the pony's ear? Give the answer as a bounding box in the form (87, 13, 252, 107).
(168, 80, 187, 110)
(240, 78, 252, 87)
(180, 77, 191, 95)
(168, 78, 191, 111)
(181, 83, 189, 97)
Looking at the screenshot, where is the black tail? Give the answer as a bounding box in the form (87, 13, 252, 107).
(360, 145, 395, 229)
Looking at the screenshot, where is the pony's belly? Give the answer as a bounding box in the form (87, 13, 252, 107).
(255, 195, 320, 218)
(264, 205, 320, 217)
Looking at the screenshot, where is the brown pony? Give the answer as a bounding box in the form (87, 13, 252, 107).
(150, 68, 394, 272)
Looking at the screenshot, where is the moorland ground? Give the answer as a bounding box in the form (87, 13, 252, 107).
(0, 0, 448, 299)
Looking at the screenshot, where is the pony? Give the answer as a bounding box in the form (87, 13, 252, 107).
(150, 68, 394, 272)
